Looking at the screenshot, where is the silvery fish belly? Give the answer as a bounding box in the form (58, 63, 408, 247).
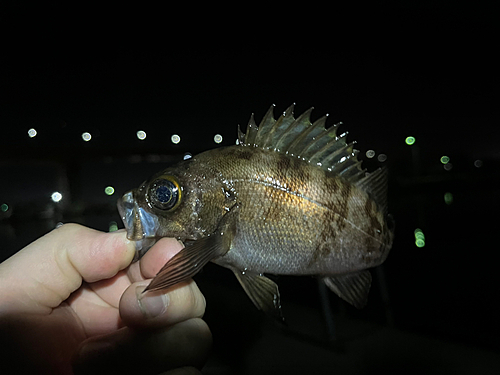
(117, 104, 394, 319)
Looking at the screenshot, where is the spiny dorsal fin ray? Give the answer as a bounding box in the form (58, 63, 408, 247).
(243, 113, 258, 146)
(261, 103, 296, 149)
(275, 107, 314, 153)
(240, 104, 365, 183)
(287, 114, 328, 156)
(253, 104, 276, 146)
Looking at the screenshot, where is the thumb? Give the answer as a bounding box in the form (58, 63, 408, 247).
(0, 224, 135, 315)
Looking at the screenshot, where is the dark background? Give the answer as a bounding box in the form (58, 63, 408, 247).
(1, 3, 499, 374)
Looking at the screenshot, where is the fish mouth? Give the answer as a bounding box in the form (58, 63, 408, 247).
(117, 190, 160, 260)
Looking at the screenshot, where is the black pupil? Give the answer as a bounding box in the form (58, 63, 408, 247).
(156, 185, 172, 203)
(152, 179, 178, 209)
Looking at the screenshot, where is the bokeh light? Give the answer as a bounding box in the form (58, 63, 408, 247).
(444, 192, 453, 205)
(136, 130, 147, 140)
(109, 221, 119, 232)
(28, 128, 37, 138)
(405, 136, 416, 145)
(440, 156, 450, 164)
(51, 192, 63, 202)
(366, 150, 375, 158)
(377, 154, 387, 162)
(171, 134, 181, 144)
(104, 186, 115, 196)
(214, 134, 223, 144)
(1, 203, 8, 212)
(414, 228, 425, 247)
(82, 132, 92, 142)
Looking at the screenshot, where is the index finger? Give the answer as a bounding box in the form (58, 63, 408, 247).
(0, 224, 135, 315)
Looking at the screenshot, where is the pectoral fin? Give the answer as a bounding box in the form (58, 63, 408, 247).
(323, 270, 372, 309)
(233, 269, 283, 322)
(145, 205, 240, 292)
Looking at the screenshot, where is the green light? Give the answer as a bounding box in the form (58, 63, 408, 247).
(414, 228, 425, 247)
(1, 203, 8, 212)
(415, 239, 425, 248)
(105, 186, 115, 196)
(440, 156, 450, 164)
(109, 221, 118, 232)
(405, 136, 416, 145)
(444, 192, 453, 205)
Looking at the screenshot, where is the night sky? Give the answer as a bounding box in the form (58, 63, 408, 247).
(1, 4, 499, 370)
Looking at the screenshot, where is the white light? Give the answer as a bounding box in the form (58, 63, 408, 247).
(51, 192, 63, 202)
(183, 153, 192, 160)
(137, 130, 147, 140)
(214, 134, 223, 143)
(82, 132, 92, 142)
(28, 128, 37, 138)
(378, 154, 387, 162)
(171, 134, 181, 144)
(366, 150, 375, 158)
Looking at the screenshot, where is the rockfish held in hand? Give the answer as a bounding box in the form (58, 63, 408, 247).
(118, 104, 394, 319)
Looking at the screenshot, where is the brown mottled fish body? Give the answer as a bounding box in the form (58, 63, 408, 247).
(196, 146, 391, 275)
(118, 104, 394, 318)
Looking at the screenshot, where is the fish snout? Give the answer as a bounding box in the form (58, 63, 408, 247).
(117, 190, 160, 241)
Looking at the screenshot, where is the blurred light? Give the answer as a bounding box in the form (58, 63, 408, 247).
(377, 153, 387, 162)
(236, 139, 240, 145)
(136, 130, 147, 140)
(443, 163, 453, 171)
(444, 192, 453, 205)
(109, 221, 119, 232)
(414, 228, 425, 247)
(1, 203, 8, 212)
(366, 150, 375, 158)
(183, 152, 192, 160)
(405, 136, 416, 145)
(105, 186, 115, 196)
(474, 160, 483, 168)
(82, 132, 92, 142)
(51, 192, 62, 202)
(214, 134, 223, 144)
(171, 134, 181, 144)
(28, 128, 37, 138)
(440, 156, 450, 164)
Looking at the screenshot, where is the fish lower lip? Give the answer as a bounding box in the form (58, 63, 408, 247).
(117, 191, 160, 255)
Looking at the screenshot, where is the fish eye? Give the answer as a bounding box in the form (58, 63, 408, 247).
(149, 175, 182, 211)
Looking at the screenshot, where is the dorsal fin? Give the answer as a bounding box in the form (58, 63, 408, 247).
(355, 167, 389, 215)
(240, 104, 366, 183)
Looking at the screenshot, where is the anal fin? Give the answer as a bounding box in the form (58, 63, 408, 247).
(233, 269, 283, 322)
(323, 270, 372, 309)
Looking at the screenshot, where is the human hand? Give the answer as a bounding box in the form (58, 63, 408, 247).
(0, 224, 211, 375)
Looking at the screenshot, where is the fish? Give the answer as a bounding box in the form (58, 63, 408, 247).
(117, 104, 394, 319)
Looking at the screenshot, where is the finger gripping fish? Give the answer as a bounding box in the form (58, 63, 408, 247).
(118, 104, 394, 319)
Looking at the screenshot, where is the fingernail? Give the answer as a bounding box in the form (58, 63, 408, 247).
(136, 285, 169, 318)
